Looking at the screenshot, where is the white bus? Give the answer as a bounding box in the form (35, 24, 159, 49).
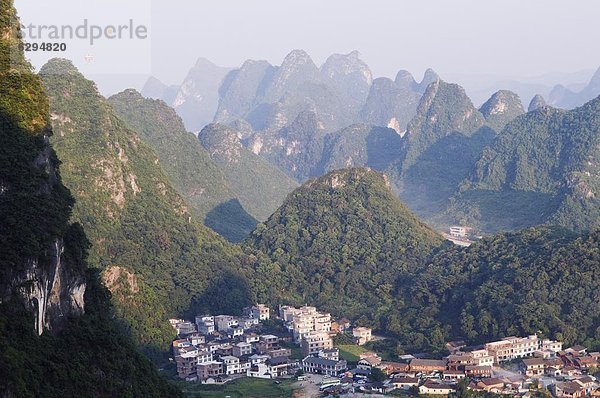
(319, 379, 341, 391)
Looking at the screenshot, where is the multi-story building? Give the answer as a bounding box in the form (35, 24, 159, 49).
(318, 348, 339, 361)
(448, 348, 494, 369)
(197, 320, 214, 335)
(542, 339, 563, 353)
(175, 355, 197, 379)
(302, 356, 347, 376)
(522, 358, 546, 377)
(175, 346, 200, 378)
(233, 342, 253, 357)
(248, 354, 270, 365)
(195, 316, 214, 335)
(214, 315, 238, 332)
(279, 305, 331, 342)
(256, 334, 279, 353)
(449, 226, 471, 238)
(268, 348, 292, 358)
(175, 321, 197, 336)
(221, 355, 241, 375)
(292, 312, 316, 342)
(197, 361, 223, 380)
(301, 331, 333, 356)
(485, 335, 539, 363)
(358, 353, 382, 370)
(313, 312, 331, 333)
(236, 317, 259, 329)
(196, 349, 213, 364)
(266, 356, 291, 377)
(227, 325, 245, 338)
(244, 333, 260, 344)
(409, 358, 448, 372)
(187, 333, 205, 346)
(353, 327, 372, 346)
(215, 344, 234, 357)
(419, 381, 457, 396)
(243, 304, 270, 320)
(279, 305, 301, 322)
(465, 365, 492, 378)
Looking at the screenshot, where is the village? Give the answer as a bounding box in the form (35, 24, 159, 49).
(169, 304, 600, 397)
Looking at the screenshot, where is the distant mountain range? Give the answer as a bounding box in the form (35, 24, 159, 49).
(139, 50, 599, 236)
(2, 1, 599, 390)
(548, 67, 600, 109)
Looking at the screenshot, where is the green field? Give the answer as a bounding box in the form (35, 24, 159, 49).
(336, 344, 369, 362)
(174, 377, 298, 398)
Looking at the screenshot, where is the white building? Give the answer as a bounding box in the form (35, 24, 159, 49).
(449, 226, 470, 238)
(301, 331, 333, 355)
(279, 305, 331, 342)
(485, 335, 539, 363)
(353, 327, 372, 345)
(221, 355, 241, 375)
(243, 304, 270, 320)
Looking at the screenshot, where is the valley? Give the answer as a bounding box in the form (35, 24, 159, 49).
(1, 0, 599, 397)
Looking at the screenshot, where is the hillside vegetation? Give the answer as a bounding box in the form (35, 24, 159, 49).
(0, 1, 180, 395)
(41, 59, 252, 355)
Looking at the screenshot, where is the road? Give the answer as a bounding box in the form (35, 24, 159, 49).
(291, 374, 387, 398)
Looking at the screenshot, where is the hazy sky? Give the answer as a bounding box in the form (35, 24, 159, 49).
(14, 0, 600, 95)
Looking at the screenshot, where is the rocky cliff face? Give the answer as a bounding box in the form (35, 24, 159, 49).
(5, 238, 85, 334)
(479, 90, 525, 132)
(528, 94, 547, 112)
(0, 3, 86, 334)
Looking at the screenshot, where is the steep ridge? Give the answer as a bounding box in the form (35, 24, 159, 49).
(479, 90, 525, 132)
(0, 0, 84, 337)
(359, 69, 438, 135)
(108, 89, 257, 242)
(169, 58, 232, 132)
(141, 76, 180, 106)
(528, 94, 547, 112)
(245, 168, 444, 324)
(198, 123, 298, 221)
(214, 59, 276, 124)
(449, 98, 600, 232)
(246, 110, 328, 182)
(40, 59, 252, 352)
(549, 66, 600, 109)
(321, 124, 403, 173)
(320, 51, 373, 113)
(0, 2, 180, 395)
(392, 80, 495, 220)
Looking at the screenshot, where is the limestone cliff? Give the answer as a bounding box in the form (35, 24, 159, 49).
(4, 239, 85, 334)
(0, 0, 86, 334)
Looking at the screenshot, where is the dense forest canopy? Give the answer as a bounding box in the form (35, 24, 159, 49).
(0, 1, 181, 395)
(244, 169, 600, 352)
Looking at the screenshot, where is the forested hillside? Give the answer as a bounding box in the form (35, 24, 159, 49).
(449, 99, 600, 233)
(108, 89, 257, 242)
(0, 1, 180, 395)
(396, 227, 600, 352)
(243, 169, 600, 353)
(40, 59, 252, 354)
(244, 168, 445, 326)
(198, 123, 298, 221)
